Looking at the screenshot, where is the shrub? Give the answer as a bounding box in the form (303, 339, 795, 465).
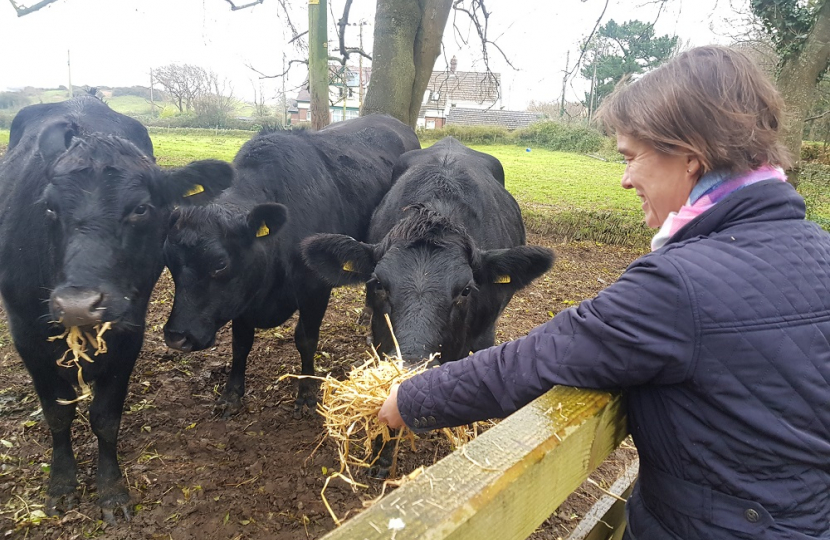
(801, 142, 830, 166)
(418, 124, 511, 145)
(514, 121, 604, 153)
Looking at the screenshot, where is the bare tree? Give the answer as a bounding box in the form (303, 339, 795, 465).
(251, 80, 271, 117)
(193, 71, 237, 126)
(153, 63, 212, 113)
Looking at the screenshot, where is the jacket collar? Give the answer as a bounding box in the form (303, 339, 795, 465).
(667, 179, 806, 246)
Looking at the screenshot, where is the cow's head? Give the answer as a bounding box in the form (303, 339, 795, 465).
(40, 120, 233, 331)
(302, 207, 554, 363)
(162, 201, 288, 352)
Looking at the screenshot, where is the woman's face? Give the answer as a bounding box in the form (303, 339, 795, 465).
(617, 133, 700, 228)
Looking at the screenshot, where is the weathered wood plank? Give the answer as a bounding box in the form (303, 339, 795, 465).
(568, 459, 639, 540)
(322, 386, 628, 540)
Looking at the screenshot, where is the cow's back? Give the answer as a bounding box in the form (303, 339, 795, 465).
(369, 137, 523, 249)
(229, 115, 418, 250)
(7, 97, 153, 156)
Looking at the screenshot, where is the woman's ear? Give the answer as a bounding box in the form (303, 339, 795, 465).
(686, 155, 703, 178)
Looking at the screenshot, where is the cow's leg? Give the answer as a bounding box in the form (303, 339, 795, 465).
(89, 358, 135, 525)
(31, 373, 80, 515)
(217, 319, 255, 418)
(293, 289, 330, 418)
(368, 431, 396, 479)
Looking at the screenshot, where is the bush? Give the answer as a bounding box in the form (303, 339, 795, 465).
(418, 124, 511, 145)
(514, 121, 604, 153)
(801, 142, 830, 166)
(0, 112, 16, 130)
(0, 92, 28, 111)
(418, 121, 606, 154)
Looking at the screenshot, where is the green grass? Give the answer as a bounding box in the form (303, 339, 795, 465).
(0, 129, 8, 146)
(148, 128, 253, 166)
(105, 95, 164, 116)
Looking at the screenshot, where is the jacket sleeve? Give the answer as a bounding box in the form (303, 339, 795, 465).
(396, 254, 699, 431)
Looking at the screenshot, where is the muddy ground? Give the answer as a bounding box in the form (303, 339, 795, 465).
(0, 234, 644, 540)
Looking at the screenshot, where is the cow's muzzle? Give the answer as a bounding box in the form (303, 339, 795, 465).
(51, 288, 105, 327)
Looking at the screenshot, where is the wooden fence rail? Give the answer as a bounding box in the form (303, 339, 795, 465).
(322, 386, 629, 540)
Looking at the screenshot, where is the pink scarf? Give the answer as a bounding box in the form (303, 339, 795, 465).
(651, 165, 788, 251)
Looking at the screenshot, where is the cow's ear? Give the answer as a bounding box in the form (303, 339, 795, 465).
(475, 245, 555, 291)
(159, 159, 234, 206)
(246, 203, 288, 240)
(301, 234, 376, 286)
(37, 120, 78, 163)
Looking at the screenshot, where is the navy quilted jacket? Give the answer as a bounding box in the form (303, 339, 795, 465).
(396, 180, 830, 540)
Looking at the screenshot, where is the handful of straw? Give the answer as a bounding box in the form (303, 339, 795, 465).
(298, 314, 485, 525)
(48, 322, 112, 405)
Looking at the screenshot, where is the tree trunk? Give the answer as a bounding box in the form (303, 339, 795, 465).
(362, 0, 452, 128)
(776, 0, 830, 184)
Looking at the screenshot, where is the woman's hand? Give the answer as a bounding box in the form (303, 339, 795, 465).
(379, 383, 405, 429)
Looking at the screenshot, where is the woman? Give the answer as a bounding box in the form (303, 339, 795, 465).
(378, 46, 830, 540)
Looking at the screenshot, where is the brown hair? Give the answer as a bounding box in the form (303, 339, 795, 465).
(595, 45, 792, 173)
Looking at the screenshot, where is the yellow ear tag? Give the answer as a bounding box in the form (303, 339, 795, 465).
(183, 184, 205, 198)
(255, 222, 270, 238)
(342, 261, 355, 272)
(494, 275, 511, 284)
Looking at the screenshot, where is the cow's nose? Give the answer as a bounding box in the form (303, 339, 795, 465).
(164, 330, 193, 352)
(52, 289, 104, 327)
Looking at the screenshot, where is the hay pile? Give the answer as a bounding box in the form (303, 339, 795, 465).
(48, 322, 112, 404)
(307, 315, 486, 525)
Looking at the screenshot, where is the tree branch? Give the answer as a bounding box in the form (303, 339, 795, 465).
(246, 59, 308, 80)
(334, 0, 372, 66)
(223, 0, 264, 11)
(8, 0, 61, 16)
(806, 109, 830, 122)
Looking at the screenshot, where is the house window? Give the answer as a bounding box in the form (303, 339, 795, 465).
(429, 91, 440, 102)
(426, 119, 436, 129)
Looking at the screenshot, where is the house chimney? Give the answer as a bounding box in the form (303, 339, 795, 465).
(450, 56, 457, 74)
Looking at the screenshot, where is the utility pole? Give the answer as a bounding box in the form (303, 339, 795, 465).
(342, 69, 347, 122)
(282, 52, 287, 126)
(67, 50, 73, 98)
(308, 0, 329, 130)
(588, 52, 598, 123)
(559, 51, 569, 119)
(149, 69, 156, 116)
(358, 20, 366, 113)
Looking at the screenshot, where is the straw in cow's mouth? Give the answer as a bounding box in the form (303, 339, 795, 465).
(48, 321, 112, 405)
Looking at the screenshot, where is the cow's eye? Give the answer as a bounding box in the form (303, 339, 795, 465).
(132, 204, 150, 217)
(211, 262, 228, 278)
(461, 286, 472, 297)
(46, 207, 57, 220)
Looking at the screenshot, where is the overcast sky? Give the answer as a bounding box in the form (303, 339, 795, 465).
(0, 0, 751, 109)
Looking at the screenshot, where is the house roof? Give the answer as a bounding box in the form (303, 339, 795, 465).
(446, 108, 542, 130)
(422, 70, 500, 113)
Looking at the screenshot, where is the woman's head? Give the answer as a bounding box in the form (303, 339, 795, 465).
(596, 45, 791, 175)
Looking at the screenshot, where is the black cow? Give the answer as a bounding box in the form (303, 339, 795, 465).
(302, 137, 554, 363)
(162, 114, 420, 418)
(0, 97, 232, 522)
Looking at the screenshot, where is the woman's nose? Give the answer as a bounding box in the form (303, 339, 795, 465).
(621, 169, 633, 189)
